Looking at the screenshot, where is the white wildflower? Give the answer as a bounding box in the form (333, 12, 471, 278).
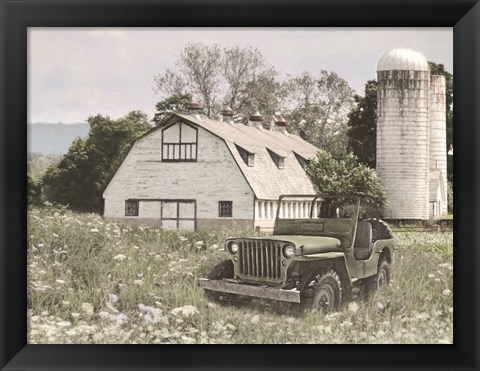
(138, 304, 154, 313)
(81, 302, 94, 316)
(52, 233, 59, 238)
(428, 273, 435, 278)
(108, 293, 118, 303)
(171, 305, 199, 317)
(90, 228, 99, 233)
(443, 289, 452, 296)
(113, 254, 127, 261)
(71, 312, 80, 319)
(348, 302, 359, 313)
(134, 279, 144, 286)
(251, 315, 260, 325)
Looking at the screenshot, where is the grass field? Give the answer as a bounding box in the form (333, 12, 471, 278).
(27, 206, 453, 344)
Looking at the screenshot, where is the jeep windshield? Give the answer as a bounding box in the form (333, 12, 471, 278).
(273, 195, 360, 242)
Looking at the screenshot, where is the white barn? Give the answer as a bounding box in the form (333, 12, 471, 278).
(103, 106, 319, 231)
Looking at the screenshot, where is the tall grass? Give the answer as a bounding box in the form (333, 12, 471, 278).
(27, 206, 453, 344)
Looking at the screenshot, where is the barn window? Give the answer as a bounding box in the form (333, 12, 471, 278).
(125, 200, 139, 216)
(267, 148, 286, 169)
(235, 144, 255, 167)
(219, 201, 233, 217)
(162, 122, 198, 161)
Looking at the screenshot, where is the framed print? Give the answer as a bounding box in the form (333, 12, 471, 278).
(1, 0, 479, 370)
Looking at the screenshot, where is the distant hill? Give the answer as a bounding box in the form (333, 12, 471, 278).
(28, 123, 89, 155)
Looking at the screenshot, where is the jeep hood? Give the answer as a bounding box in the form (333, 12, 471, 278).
(248, 235, 342, 254)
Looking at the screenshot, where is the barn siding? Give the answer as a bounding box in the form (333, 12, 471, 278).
(104, 121, 254, 225)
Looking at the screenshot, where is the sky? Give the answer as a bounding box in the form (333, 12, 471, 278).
(28, 28, 453, 124)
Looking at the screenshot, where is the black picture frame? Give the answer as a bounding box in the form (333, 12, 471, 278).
(1, 0, 479, 370)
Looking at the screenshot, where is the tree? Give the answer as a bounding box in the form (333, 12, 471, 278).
(153, 43, 279, 120)
(282, 71, 355, 155)
(346, 80, 377, 168)
(43, 111, 151, 212)
(152, 93, 192, 127)
(27, 174, 42, 206)
(306, 151, 387, 214)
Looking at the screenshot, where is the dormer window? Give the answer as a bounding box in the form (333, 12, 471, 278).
(294, 152, 310, 170)
(162, 122, 198, 162)
(267, 148, 286, 169)
(236, 144, 255, 167)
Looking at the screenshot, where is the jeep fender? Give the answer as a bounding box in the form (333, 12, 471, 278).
(364, 240, 395, 278)
(293, 252, 353, 286)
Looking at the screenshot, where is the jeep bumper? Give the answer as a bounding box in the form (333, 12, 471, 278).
(198, 278, 301, 303)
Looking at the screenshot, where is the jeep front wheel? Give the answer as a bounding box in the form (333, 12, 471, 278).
(299, 269, 342, 312)
(204, 260, 234, 302)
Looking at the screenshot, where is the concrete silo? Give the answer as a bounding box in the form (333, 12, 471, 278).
(376, 49, 431, 220)
(429, 75, 448, 216)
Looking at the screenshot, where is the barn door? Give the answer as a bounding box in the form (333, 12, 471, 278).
(161, 200, 196, 231)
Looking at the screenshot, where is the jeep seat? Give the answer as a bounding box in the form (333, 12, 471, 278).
(354, 221, 372, 260)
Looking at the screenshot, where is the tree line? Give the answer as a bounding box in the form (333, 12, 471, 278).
(29, 43, 453, 215)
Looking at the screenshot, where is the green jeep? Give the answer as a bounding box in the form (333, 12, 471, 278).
(198, 195, 395, 311)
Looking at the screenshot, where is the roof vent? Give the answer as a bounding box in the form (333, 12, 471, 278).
(188, 98, 202, 115)
(249, 111, 264, 129)
(275, 116, 288, 133)
(221, 105, 234, 124)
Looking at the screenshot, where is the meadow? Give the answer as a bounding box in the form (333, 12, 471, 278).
(27, 206, 453, 344)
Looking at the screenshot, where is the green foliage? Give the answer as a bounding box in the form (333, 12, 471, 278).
(306, 151, 387, 214)
(43, 111, 151, 212)
(447, 181, 453, 214)
(153, 94, 192, 127)
(27, 174, 43, 205)
(27, 153, 61, 179)
(346, 80, 377, 168)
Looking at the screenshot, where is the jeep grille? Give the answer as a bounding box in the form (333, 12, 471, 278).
(237, 240, 283, 281)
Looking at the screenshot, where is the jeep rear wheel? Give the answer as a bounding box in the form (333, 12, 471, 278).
(204, 260, 235, 303)
(376, 258, 390, 289)
(366, 257, 391, 292)
(299, 269, 342, 312)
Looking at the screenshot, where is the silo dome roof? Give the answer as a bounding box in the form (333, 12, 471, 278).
(377, 48, 429, 72)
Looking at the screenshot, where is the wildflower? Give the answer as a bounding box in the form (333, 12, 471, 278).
(113, 254, 127, 261)
(133, 245, 140, 250)
(428, 273, 435, 278)
(348, 302, 359, 313)
(90, 228, 99, 233)
(52, 233, 59, 238)
(443, 289, 452, 296)
(55, 279, 66, 285)
(108, 293, 118, 303)
(340, 320, 353, 328)
(99, 311, 109, 319)
(71, 312, 80, 319)
(194, 241, 204, 249)
(37, 243, 44, 248)
(81, 302, 94, 316)
(138, 304, 154, 313)
(251, 315, 260, 325)
(134, 279, 144, 286)
(171, 305, 199, 317)
(110, 313, 128, 322)
(376, 302, 385, 312)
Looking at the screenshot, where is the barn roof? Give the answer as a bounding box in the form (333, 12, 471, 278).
(164, 113, 320, 200)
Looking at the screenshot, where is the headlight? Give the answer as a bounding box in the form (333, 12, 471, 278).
(283, 244, 295, 258)
(227, 241, 239, 254)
